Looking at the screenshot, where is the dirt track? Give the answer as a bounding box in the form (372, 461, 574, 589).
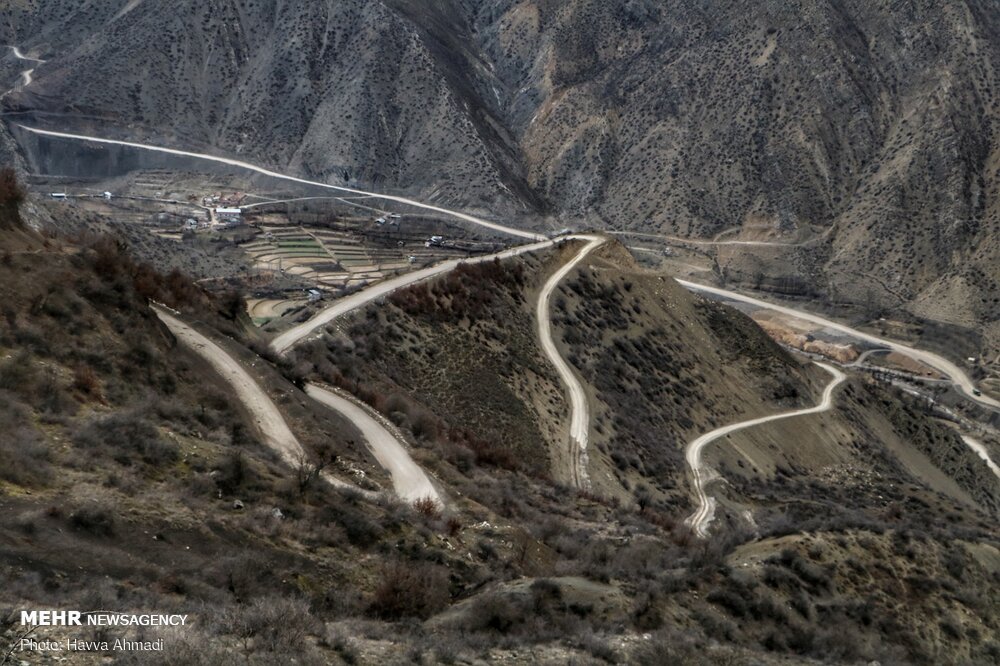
(677, 279, 999, 410)
(306, 383, 442, 505)
(535, 235, 606, 489)
(271, 239, 556, 353)
(154, 307, 370, 496)
(685, 362, 846, 538)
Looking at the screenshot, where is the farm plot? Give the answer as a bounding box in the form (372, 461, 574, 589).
(242, 226, 408, 289)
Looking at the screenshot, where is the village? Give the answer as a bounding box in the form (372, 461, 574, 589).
(39, 170, 508, 329)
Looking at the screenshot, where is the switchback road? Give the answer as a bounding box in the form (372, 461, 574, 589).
(677, 279, 999, 410)
(154, 307, 376, 498)
(271, 238, 556, 353)
(685, 362, 846, 538)
(306, 383, 442, 504)
(536, 235, 607, 489)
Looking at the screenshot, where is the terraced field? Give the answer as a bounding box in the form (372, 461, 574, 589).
(243, 226, 412, 289)
(247, 297, 306, 326)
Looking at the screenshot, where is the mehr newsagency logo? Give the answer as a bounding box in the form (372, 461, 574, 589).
(15, 610, 189, 654)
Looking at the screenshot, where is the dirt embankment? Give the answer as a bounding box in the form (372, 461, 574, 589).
(754, 318, 859, 364)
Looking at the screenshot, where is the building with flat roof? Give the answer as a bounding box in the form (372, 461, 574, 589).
(216, 207, 242, 225)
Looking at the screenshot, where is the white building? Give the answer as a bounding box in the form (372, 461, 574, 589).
(216, 207, 242, 225)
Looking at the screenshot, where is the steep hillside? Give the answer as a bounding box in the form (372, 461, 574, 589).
(6, 0, 1000, 330)
(0, 216, 446, 664)
(1, 202, 997, 662)
(552, 243, 999, 531)
(286, 240, 824, 496)
(551, 243, 823, 498)
(0, 0, 535, 214)
(280, 236, 1000, 664)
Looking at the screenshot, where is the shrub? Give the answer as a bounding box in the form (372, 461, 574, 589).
(0, 393, 51, 486)
(0, 351, 38, 396)
(367, 561, 450, 620)
(214, 450, 249, 495)
(465, 593, 521, 633)
(706, 587, 747, 617)
(69, 505, 116, 537)
(577, 634, 620, 663)
(72, 364, 104, 401)
(331, 504, 383, 547)
(0, 167, 24, 228)
(74, 410, 179, 467)
(413, 496, 441, 520)
(220, 596, 319, 655)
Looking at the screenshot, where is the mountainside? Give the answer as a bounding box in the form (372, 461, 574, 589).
(0, 0, 537, 214)
(3, 3, 1000, 663)
(0, 187, 998, 662)
(5, 0, 1000, 332)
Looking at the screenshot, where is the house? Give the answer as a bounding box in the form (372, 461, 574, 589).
(215, 207, 242, 225)
(307, 289, 323, 302)
(183, 218, 199, 230)
(103, 191, 113, 200)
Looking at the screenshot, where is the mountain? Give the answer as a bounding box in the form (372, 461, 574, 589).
(4, 0, 1000, 336)
(2, 2, 1000, 663)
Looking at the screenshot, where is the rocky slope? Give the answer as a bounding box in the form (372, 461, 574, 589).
(5, 0, 1000, 334)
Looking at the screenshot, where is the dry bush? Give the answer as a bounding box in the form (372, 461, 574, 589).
(219, 596, 320, 656)
(0, 167, 24, 229)
(0, 167, 24, 206)
(413, 496, 441, 520)
(0, 393, 51, 486)
(69, 504, 116, 537)
(73, 409, 179, 467)
(72, 363, 104, 401)
(367, 561, 450, 620)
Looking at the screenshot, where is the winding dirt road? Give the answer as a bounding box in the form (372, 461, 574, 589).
(961, 435, 1000, 481)
(155, 308, 302, 466)
(16, 126, 547, 242)
(6, 46, 45, 65)
(677, 279, 998, 410)
(272, 238, 556, 353)
(536, 236, 607, 489)
(306, 383, 441, 504)
(154, 307, 376, 497)
(3, 45, 45, 98)
(685, 362, 846, 538)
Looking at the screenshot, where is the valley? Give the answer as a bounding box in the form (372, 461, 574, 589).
(1, 2, 1000, 664)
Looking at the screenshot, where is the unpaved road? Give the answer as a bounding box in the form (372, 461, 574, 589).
(612, 230, 799, 248)
(677, 279, 999, 410)
(685, 362, 846, 538)
(4, 45, 44, 97)
(272, 238, 558, 353)
(153, 307, 371, 496)
(306, 383, 441, 504)
(155, 308, 303, 466)
(7, 45, 45, 63)
(536, 235, 607, 489)
(961, 435, 1000, 481)
(16, 126, 546, 241)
